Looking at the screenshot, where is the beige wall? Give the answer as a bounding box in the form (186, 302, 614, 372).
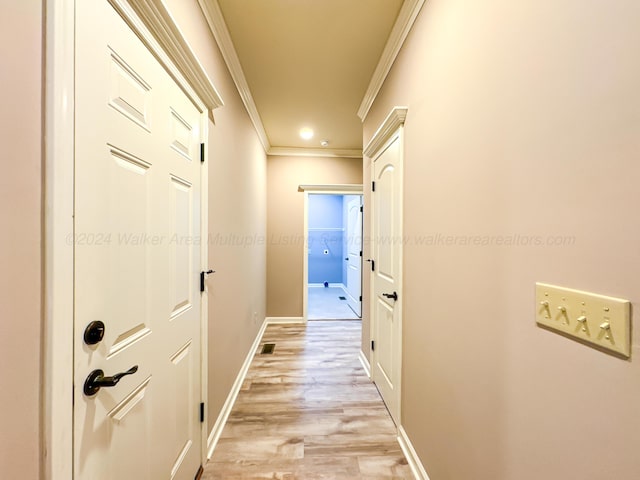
(163, 0, 268, 433)
(0, 0, 42, 478)
(266, 155, 362, 317)
(363, 0, 640, 478)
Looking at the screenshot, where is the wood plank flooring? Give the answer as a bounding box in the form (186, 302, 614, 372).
(203, 321, 412, 479)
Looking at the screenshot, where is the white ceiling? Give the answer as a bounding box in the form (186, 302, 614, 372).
(203, 0, 406, 156)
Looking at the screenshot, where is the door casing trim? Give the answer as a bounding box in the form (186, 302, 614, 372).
(300, 186, 363, 321)
(44, 1, 75, 478)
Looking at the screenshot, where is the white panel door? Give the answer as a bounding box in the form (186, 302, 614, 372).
(371, 133, 403, 424)
(346, 196, 363, 317)
(74, 2, 203, 479)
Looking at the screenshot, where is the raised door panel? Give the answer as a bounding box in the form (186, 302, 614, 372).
(168, 341, 196, 479)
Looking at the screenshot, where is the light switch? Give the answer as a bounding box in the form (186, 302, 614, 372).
(535, 283, 631, 358)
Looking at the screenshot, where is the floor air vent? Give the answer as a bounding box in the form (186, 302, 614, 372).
(261, 343, 275, 354)
(338, 296, 346, 300)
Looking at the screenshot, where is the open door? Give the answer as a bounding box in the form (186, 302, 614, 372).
(73, 1, 205, 478)
(345, 196, 363, 317)
(301, 186, 364, 320)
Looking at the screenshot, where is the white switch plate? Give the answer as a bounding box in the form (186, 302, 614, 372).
(535, 283, 631, 358)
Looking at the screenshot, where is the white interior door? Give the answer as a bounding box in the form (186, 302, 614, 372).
(74, 1, 203, 479)
(346, 196, 363, 317)
(371, 132, 403, 424)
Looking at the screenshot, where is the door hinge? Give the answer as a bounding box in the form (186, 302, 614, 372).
(200, 269, 214, 292)
(359, 295, 362, 302)
(371, 340, 375, 351)
(194, 465, 204, 480)
(200, 143, 205, 163)
(200, 402, 205, 423)
(371, 259, 375, 272)
(360, 205, 363, 212)
(372, 181, 376, 192)
(359, 250, 362, 257)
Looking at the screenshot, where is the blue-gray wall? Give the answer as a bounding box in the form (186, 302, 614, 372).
(308, 194, 343, 284)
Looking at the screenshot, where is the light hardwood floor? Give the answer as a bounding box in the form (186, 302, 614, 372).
(203, 321, 412, 479)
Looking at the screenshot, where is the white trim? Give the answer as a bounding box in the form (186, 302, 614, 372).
(357, 0, 425, 121)
(108, 0, 211, 114)
(264, 317, 306, 324)
(398, 425, 431, 480)
(197, 0, 270, 151)
(123, 0, 224, 113)
(358, 350, 371, 378)
(268, 146, 362, 159)
(207, 317, 269, 458)
(303, 190, 309, 320)
(302, 188, 364, 321)
(363, 107, 408, 158)
(298, 184, 364, 193)
(44, 1, 75, 479)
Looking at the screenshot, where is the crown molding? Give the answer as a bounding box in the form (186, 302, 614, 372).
(357, 0, 425, 121)
(197, 0, 271, 151)
(364, 106, 408, 157)
(122, 0, 224, 113)
(268, 146, 363, 159)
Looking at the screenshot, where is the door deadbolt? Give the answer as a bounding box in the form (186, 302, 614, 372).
(84, 320, 105, 345)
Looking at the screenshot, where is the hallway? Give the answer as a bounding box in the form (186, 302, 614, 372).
(204, 321, 411, 479)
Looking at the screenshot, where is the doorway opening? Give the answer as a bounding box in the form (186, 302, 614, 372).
(305, 193, 363, 320)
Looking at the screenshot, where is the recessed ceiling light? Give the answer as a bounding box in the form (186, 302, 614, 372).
(299, 127, 314, 140)
(320, 140, 329, 147)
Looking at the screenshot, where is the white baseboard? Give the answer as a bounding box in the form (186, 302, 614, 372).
(308, 283, 345, 288)
(207, 316, 306, 458)
(359, 349, 371, 378)
(398, 425, 430, 480)
(265, 316, 306, 324)
(207, 318, 269, 458)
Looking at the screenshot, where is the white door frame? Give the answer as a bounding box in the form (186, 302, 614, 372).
(44, 1, 223, 478)
(298, 184, 363, 321)
(363, 107, 407, 424)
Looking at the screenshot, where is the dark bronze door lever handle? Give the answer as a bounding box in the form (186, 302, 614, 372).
(84, 365, 139, 396)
